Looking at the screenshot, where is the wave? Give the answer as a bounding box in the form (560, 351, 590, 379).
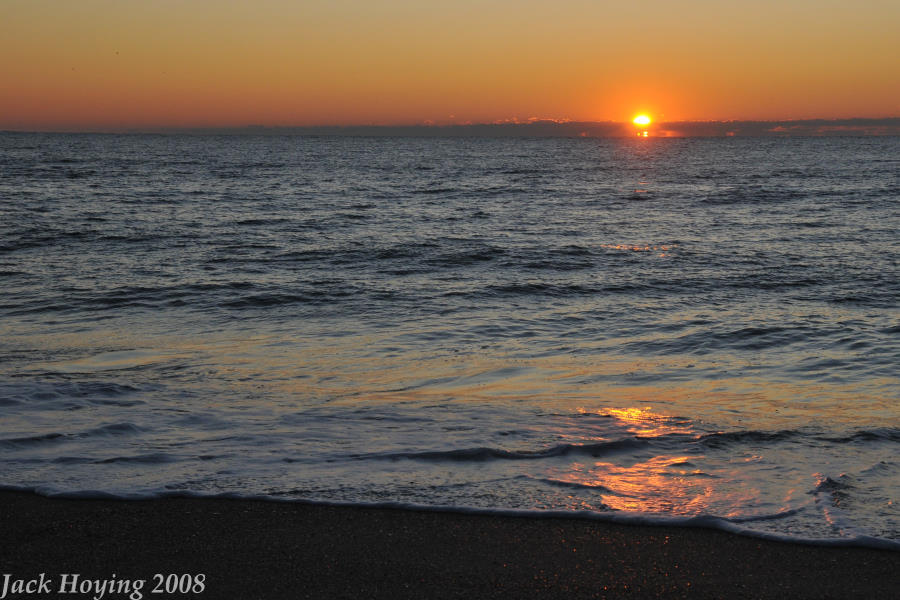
(523, 476, 620, 494)
(697, 429, 802, 448)
(448, 282, 598, 299)
(2, 282, 265, 314)
(233, 217, 292, 226)
(820, 429, 900, 443)
(0, 228, 95, 254)
(3, 280, 396, 314)
(811, 474, 854, 495)
(349, 428, 900, 466)
(0, 422, 146, 449)
(700, 186, 811, 205)
(425, 248, 505, 267)
(0, 381, 146, 404)
(354, 438, 651, 462)
(0, 432, 66, 449)
(620, 323, 843, 356)
(697, 428, 900, 448)
(412, 186, 461, 195)
(94, 453, 173, 465)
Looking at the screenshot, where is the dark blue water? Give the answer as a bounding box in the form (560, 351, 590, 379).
(1, 133, 898, 545)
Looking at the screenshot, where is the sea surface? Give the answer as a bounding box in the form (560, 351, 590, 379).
(1, 133, 898, 547)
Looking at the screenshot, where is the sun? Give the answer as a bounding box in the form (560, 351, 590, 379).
(633, 114, 651, 126)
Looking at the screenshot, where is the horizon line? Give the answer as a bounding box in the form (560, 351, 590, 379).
(3, 117, 900, 137)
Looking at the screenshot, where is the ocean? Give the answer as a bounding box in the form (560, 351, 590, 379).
(1, 132, 898, 547)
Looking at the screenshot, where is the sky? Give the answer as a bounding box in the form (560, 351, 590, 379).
(2, 0, 899, 130)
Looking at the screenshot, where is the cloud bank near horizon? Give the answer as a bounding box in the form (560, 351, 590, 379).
(53, 118, 897, 137)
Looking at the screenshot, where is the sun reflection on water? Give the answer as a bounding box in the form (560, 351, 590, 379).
(557, 406, 763, 515)
(579, 406, 694, 437)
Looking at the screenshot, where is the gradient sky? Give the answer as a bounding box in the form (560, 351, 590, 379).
(3, 0, 899, 130)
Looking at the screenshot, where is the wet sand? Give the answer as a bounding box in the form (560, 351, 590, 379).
(0, 490, 896, 599)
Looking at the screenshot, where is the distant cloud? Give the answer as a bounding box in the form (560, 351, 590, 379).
(30, 118, 898, 137)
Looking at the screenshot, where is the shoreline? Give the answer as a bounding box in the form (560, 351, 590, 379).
(1, 491, 897, 599)
(5, 486, 898, 552)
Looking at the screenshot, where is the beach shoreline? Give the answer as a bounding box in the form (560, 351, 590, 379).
(1, 490, 896, 599)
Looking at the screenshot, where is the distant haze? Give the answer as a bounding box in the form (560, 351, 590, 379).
(129, 118, 900, 138)
(2, 1, 899, 130)
(7, 119, 898, 138)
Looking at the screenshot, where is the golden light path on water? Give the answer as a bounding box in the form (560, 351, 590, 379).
(548, 407, 778, 516)
(23, 317, 895, 432)
(21, 317, 892, 520)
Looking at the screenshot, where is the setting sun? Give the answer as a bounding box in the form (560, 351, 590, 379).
(633, 115, 652, 126)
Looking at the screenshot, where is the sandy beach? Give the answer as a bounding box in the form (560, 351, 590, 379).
(0, 490, 896, 599)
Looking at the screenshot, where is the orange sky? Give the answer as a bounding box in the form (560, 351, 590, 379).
(2, 0, 899, 130)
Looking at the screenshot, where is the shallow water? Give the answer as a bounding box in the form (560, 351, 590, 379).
(1, 133, 898, 545)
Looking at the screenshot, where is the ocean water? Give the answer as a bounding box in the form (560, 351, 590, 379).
(1, 132, 898, 547)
